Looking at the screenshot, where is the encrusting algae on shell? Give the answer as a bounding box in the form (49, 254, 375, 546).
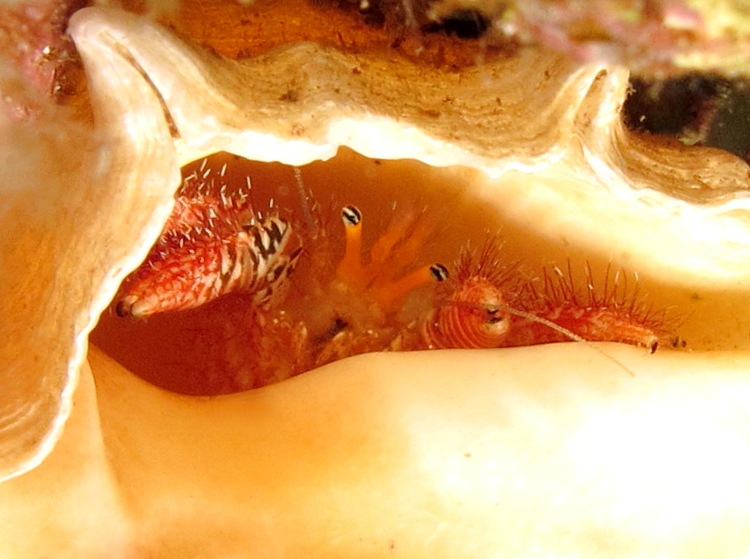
(4, 1, 750, 557)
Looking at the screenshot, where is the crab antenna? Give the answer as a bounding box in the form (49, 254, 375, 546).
(501, 304, 636, 377)
(293, 167, 317, 239)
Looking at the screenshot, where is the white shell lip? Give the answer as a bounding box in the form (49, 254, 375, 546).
(69, 7, 750, 286)
(2, 4, 750, 482)
(0, 8, 180, 482)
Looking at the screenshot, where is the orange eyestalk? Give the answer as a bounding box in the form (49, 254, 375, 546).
(334, 204, 446, 310)
(306, 204, 450, 367)
(376, 263, 449, 308)
(335, 205, 366, 287)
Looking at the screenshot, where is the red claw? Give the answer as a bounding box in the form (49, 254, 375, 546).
(115, 175, 301, 318)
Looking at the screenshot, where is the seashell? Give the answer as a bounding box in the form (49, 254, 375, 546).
(2, 3, 750, 556)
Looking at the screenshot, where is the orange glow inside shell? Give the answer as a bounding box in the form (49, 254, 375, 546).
(91, 149, 696, 395)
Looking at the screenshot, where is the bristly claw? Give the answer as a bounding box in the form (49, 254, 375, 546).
(115, 175, 300, 317)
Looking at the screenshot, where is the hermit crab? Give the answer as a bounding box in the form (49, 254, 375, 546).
(3, 1, 750, 558)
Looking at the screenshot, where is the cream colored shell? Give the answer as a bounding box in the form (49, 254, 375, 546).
(3, 1, 750, 480)
(2, 6, 750, 556)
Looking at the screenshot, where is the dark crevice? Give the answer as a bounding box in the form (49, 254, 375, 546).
(624, 75, 750, 161)
(421, 10, 490, 40)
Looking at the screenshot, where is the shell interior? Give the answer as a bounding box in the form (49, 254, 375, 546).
(2, 4, 750, 479)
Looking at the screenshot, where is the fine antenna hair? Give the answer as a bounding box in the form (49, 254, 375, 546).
(437, 297, 637, 376)
(293, 167, 318, 239)
(499, 303, 637, 377)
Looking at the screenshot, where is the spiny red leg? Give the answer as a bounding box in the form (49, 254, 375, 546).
(501, 305, 663, 352)
(502, 263, 677, 352)
(393, 238, 678, 354)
